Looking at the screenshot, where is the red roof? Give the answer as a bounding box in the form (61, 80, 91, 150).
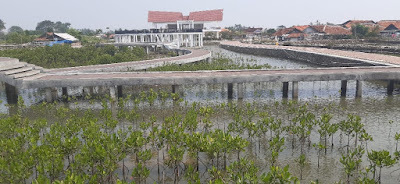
(287, 33, 306, 38)
(148, 11, 183, 23)
(244, 27, 263, 33)
(377, 20, 400, 30)
(188, 9, 223, 22)
(342, 20, 375, 28)
(148, 9, 223, 23)
(311, 25, 352, 35)
(34, 32, 54, 41)
(292, 25, 309, 31)
(273, 28, 295, 36)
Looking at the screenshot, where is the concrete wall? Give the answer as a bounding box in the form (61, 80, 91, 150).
(220, 44, 386, 67)
(278, 40, 400, 55)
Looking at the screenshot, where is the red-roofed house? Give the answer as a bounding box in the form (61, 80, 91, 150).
(377, 20, 400, 30)
(304, 25, 352, 39)
(285, 29, 306, 41)
(377, 20, 400, 37)
(342, 20, 376, 28)
(273, 27, 306, 41)
(292, 25, 309, 32)
(273, 27, 294, 41)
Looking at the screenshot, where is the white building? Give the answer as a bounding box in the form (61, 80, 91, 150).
(114, 9, 223, 48)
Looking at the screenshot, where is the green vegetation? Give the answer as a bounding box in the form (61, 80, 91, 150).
(0, 45, 148, 68)
(1, 91, 399, 183)
(35, 20, 71, 33)
(2, 32, 37, 44)
(0, 19, 112, 45)
(0, 19, 5, 31)
(351, 24, 380, 39)
(148, 54, 272, 71)
(8, 26, 24, 33)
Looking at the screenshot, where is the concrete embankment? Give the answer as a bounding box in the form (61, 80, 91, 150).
(220, 42, 389, 67)
(281, 40, 400, 55)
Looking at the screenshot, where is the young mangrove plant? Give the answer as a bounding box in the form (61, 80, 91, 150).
(261, 165, 299, 184)
(227, 157, 259, 183)
(340, 146, 364, 184)
(367, 150, 397, 183)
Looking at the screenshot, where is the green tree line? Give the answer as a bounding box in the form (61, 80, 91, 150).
(0, 19, 112, 45)
(0, 45, 147, 68)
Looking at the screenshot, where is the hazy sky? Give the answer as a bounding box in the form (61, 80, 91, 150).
(1, 0, 399, 31)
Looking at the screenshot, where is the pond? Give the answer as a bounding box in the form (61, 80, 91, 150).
(0, 45, 399, 183)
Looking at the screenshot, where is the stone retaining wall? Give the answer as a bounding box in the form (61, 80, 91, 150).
(280, 40, 400, 55)
(220, 44, 386, 67)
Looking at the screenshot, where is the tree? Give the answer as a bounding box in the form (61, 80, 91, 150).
(367, 25, 380, 38)
(5, 32, 35, 44)
(96, 29, 103, 34)
(226, 24, 247, 32)
(54, 21, 71, 32)
(0, 19, 5, 31)
(36, 20, 71, 33)
(8, 26, 23, 33)
(36, 20, 55, 33)
(266, 28, 276, 35)
(276, 25, 286, 30)
(351, 24, 369, 39)
(80, 28, 96, 36)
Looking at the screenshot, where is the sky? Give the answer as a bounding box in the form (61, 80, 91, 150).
(1, 0, 399, 31)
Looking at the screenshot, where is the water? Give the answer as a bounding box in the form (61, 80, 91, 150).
(203, 45, 314, 69)
(1, 45, 400, 183)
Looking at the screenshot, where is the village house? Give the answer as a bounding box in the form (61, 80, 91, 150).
(33, 32, 79, 46)
(377, 20, 400, 38)
(342, 20, 376, 29)
(273, 26, 311, 41)
(273, 27, 305, 41)
(271, 19, 400, 42)
(304, 25, 352, 39)
(274, 23, 361, 42)
(244, 27, 263, 40)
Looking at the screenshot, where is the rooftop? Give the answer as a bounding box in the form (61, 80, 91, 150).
(377, 20, 400, 30)
(311, 25, 352, 35)
(292, 25, 309, 31)
(148, 9, 223, 23)
(342, 20, 376, 28)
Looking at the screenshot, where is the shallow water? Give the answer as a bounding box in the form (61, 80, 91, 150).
(1, 46, 400, 183)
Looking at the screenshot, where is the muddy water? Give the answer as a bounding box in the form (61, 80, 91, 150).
(1, 46, 400, 183)
(40, 94, 400, 183)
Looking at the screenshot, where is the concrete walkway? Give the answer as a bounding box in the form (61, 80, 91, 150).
(2, 43, 400, 92)
(221, 41, 400, 66)
(0, 48, 211, 88)
(18, 66, 400, 89)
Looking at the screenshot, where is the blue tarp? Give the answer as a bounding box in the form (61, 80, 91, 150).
(47, 40, 74, 46)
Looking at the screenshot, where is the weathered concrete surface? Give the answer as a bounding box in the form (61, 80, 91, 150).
(15, 66, 400, 89)
(220, 41, 400, 67)
(278, 39, 400, 55)
(0, 48, 211, 87)
(2, 43, 400, 93)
